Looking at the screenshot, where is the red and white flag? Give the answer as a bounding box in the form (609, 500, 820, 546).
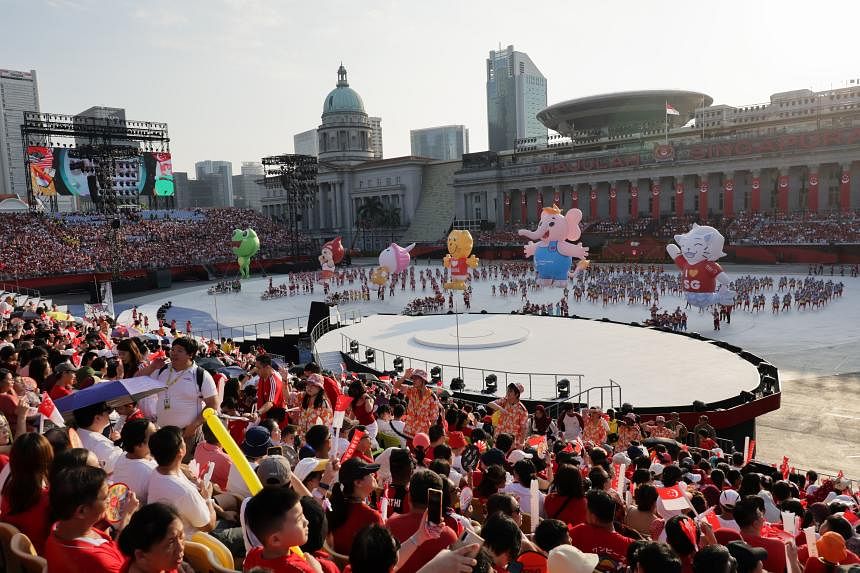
(657, 485, 690, 511)
(666, 103, 680, 116)
(38, 392, 65, 427)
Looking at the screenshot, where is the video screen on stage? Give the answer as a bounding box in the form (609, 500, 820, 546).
(26, 146, 175, 197)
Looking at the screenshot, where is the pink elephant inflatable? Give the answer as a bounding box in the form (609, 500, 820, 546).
(518, 205, 589, 287)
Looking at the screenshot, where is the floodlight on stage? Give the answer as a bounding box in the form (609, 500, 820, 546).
(364, 348, 375, 364)
(483, 374, 497, 394)
(393, 357, 404, 373)
(450, 377, 465, 391)
(349, 340, 359, 354)
(557, 378, 570, 399)
(430, 366, 442, 379)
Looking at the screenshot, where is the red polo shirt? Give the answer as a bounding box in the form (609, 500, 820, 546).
(330, 501, 384, 555)
(43, 526, 125, 573)
(386, 511, 458, 573)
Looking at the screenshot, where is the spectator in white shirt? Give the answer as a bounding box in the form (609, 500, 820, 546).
(111, 418, 157, 500)
(225, 425, 272, 498)
(73, 401, 124, 474)
(140, 338, 218, 462)
(502, 459, 546, 519)
(145, 425, 216, 536)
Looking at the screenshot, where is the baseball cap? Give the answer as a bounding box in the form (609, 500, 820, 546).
(256, 455, 292, 487)
(627, 445, 647, 460)
(726, 541, 768, 570)
(547, 544, 599, 573)
(507, 449, 533, 464)
(481, 447, 507, 468)
(719, 489, 741, 509)
(241, 426, 273, 458)
(447, 431, 467, 450)
(293, 457, 329, 483)
(412, 432, 431, 449)
(817, 531, 848, 564)
(339, 457, 380, 484)
(649, 463, 664, 476)
(55, 362, 76, 374)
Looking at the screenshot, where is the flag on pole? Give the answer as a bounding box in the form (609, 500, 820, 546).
(38, 392, 65, 427)
(657, 485, 690, 511)
(666, 103, 680, 116)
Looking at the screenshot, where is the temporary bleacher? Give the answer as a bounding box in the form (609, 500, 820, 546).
(399, 161, 459, 244)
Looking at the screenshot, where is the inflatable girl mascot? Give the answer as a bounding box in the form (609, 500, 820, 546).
(518, 205, 589, 287)
(319, 237, 344, 281)
(666, 224, 736, 308)
(443, 230, 479, 290)
(370, 242, 415, 286)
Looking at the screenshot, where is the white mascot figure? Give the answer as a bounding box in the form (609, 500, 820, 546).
(666, 224, 736, 309)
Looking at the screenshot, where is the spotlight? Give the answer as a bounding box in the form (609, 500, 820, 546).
(364, 348, 375, 364)
(349, 340, 359, 354)
(483, 374, 497, 394)
(557, 378, 570, 399)
(430, 366, 442, 379)
(450, 377, 465, 391)
(393, 357, 404, 373)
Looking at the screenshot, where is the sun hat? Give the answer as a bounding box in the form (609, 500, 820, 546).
(293, 457, 329, 482)
(547, 544, 599, 573)
(241, 426, 273, 458)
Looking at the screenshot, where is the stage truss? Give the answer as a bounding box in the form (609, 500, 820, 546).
(260, 154, 319, 258)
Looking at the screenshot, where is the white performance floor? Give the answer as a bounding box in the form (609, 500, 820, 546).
(314, 313, 761, 407)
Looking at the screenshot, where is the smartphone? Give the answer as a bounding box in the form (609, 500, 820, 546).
(267, 446, 283, 457)
(427, 488, 443, 524)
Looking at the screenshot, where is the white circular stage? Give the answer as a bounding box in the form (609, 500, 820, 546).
(315, 313, 762, 408)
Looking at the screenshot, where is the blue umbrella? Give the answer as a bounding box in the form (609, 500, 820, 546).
(54, 376, 166, 416)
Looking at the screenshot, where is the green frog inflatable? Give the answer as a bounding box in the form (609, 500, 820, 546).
(231, 228, 260, 279)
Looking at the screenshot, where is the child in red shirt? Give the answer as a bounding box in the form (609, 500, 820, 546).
(243, 486, 323, 573)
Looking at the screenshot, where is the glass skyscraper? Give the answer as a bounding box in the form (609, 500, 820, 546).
(410, 125, 469, 161)
(486, 45, 547, 152)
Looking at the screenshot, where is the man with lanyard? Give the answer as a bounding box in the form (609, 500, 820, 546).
(142, 338, 218, 462)
(254, 354, 284, 423)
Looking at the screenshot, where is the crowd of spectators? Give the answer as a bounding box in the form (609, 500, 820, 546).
(0, 209, 314, 280)
(0, 300, 856, 573)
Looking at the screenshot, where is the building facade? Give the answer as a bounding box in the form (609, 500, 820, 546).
(455, 87, 860, 226)
(195, 160, 234, 206)
(233, 162, 265, 210)
(0, 69, 40, 198)
(410, 125, 469, 161)
(369, 116, 383, 159)
(293, 128, 318, 157)
(486, 45, 547, 152)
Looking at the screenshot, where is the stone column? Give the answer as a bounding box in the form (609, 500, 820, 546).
(806, 166, 819, 213)
(840, 163, 852, 213)
(777, 168, 790, 214)
(629, 180, 639, 220)
(589, 183, 599, 221)
(750, 170, 761, 213)
(723, 172, 735, 217)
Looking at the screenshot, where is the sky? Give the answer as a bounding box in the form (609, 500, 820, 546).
(3, 0, 859, 176)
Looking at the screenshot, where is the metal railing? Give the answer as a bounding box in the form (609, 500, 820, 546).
(336, 330, 593, 402)
(192, 315, 310, 342)
(0, 283, 41, 299)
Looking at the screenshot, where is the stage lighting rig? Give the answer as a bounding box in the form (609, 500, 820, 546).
(393, 357, 404, 373)
(364, 348, 375, 364)
(349, 340, 359, 354)
(483, 374, 497, 394)
(430, 366, 442, 379)
(450, 377, 465, 391)
(556, 378, 570, 399)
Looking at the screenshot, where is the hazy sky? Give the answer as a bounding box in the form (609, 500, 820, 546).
(3, 0, 858, 175)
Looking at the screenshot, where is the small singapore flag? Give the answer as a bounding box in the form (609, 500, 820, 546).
(657, 485, 690, 511)
(666, 103, 680, 116)
(38, 392, 66, 427)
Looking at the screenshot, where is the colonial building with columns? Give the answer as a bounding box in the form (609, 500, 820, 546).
(453, 88, 860, 226)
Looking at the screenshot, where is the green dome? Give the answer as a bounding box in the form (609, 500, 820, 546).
(323, 65, 366, 115)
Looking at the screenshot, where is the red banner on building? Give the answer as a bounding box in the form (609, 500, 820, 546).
(571, 188, 579, 210)
(536, 190, 544, 219)
(609, 185, 618, 221)
(590, 188, 598, 220)
(630, 184, 639, 219)
(723, 179, 734, 217)
(841, 171, 852, 213)
(777, 175, 790, 213)
(808, 173, 819, 213)
(503, 193, 511, 225)
(520, 191, 528, 223)
(651, 183, 661, 220)
(553, 188, 560, 206)
(751, 177, 761, 213)
(699, 180, 709, 220)
(675, 182, 684, 217)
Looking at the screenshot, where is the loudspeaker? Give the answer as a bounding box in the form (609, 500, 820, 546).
(306, 301, 331, 333)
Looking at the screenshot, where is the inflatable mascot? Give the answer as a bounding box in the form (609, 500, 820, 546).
(518, 205, 589, 287)
(443, 230, 479, 290)
(231, 228, 260, 279)
(666, 224, 736, 308)
(319, 237, 344, 281)
(371, 242, 415, 286)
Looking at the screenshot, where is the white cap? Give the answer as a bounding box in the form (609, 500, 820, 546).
(548, 544, 600, 573)
(293, 457, 329, 482)
(719, 489, 740, 508)
(507, 449, 533, 464)
(612, 452, 631, 466)
(649, 463, 665, 476)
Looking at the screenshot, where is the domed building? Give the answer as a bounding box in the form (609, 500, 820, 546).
(318, 65, 374, 164)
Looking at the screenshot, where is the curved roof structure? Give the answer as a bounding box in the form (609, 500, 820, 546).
(537, 90, 713, 135)
(322, 65, 366, 115)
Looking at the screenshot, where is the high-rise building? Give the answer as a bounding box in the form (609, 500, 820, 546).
(486, 45, 547, 152)
(369, 116, 383, 159)
(233, 161, 265, 210)
(195, 160, 233, 206)
(410, 125, 469, 161)
(293, 129, 318, 157)
(0, 69, 40, 197)
(240, 161, 264, 176)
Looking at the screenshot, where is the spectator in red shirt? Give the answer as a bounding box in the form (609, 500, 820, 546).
(298, 496, 340, 573)
(44, 465, 139, 573)
(192, 423, 232, 491)
(481, 512, 522, 570)
(117, 502, 186, 573)
(733, 496, 787, 573)
(0, 433, 53, 552)
(544, 463, 588, 526)
(386, 469, 458, 573)
(568, 490, 634, 570)
(697, 429, 719, 451)
(255, 354, 285, 421)
(327, 457, 384, 555)
(49, 363, 77, 399)
(243, 486, 322, 573)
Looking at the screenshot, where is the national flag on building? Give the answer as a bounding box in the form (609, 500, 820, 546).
(38, 392, 65, 427)
(657, 485, 690, 511)
(666, 103, 680, 116)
